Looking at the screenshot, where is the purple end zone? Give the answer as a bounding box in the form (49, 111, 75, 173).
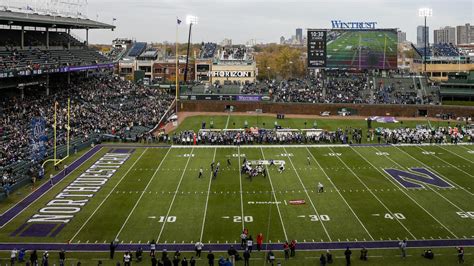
(0, 239, 471, 252)
(50, 224, 66, 237)
(20, 224, 57, 237)
(10, 223, 28, 237)
(0, 145, 102, 227)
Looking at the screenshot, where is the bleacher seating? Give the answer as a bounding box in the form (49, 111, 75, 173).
(0, 29, 83, 48)
(416, 43, 461, 57)
(0, 47, 110, 71)
(127, 42, 147, 57)
(432, 43, 460, 57)
(200, 42, 217, 59)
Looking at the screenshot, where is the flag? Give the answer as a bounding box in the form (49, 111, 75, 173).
(112, 18, 117, 21)
(177, 18, 182, 25)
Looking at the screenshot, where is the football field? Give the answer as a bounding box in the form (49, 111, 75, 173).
(0, 143, 473, 252)
(327, 30, 398, 69)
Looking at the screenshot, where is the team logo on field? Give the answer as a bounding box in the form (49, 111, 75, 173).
(384, 168, 453, 189)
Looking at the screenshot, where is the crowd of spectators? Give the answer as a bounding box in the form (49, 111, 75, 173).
(200, 42, 217, 59)
(376, 126, 470, 144)
(272, 74, 368, 104)
(171, 125, 472, 146)
(220, 47, 247, 60)
(172, 128, 363, 145)
(0, 77, 173, 178)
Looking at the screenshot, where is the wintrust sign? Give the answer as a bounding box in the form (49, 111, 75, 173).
(331, 20, 377, 29)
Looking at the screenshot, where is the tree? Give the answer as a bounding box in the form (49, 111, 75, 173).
(255, 45, 306, 80)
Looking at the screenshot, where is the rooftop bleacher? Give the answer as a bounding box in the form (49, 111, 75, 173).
(200, 42, 217, 59)
(127, 42, 147, 57)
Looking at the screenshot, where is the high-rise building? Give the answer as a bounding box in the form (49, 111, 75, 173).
(417, 25, 429, 47)
(296, 28, 303, 44)
(397, 30, 406, 43)
(220, 38, 232, 47)
(434, 26, 456, 44)
(280, 36, 285, 45)
(456, 23, 473, 44)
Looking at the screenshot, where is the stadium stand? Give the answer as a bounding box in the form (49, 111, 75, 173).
(415, 43, 461, 57)
(127, 42, 147, 57)
(0, 77, 173, 197)
(200, 42, 217, 59)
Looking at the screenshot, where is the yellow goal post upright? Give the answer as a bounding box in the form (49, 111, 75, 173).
(41, 98, 71, 168)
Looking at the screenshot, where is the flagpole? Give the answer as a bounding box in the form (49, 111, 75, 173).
(175, 19, 179, 119)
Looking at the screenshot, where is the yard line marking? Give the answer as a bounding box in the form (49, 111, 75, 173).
(224, 113, 231, 129)
(114, 148, 172, 240)
(238, 146, 245, 230)
(398, 146, 474, 196)
(156, 147, 195, 242)
(260, 147, 288, 241)
(373, 146, 469, 213)
(70, 148, 149, 242)
(306, 147, 374, 241)
(356, 147, 458, 239)
(417, 146, 474, 178)
(283, 147, 332, 241)
(199, 148, 217, 242)
(327, 147, 416, 240)
(438, 145, 474, 163)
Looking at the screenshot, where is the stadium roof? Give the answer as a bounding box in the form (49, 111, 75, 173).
(0, 10, 115, 30)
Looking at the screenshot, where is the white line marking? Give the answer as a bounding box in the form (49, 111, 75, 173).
(401, 146, 473, 196)
(260, 147, 288, 241)
(114, 148, 172, 240)
(0, 146, 102, 228)
(199, 148, 217, 242)
(238, 146, 245, 230)
(436, 145, 474, 165)
(156, 147, 195, 242)
(284, 147, 332, 241)
(306, 147, 374, 241)
(70, 148, 149, 242)
(328, 147, 416, 240)
(224, 113, 231, 129)
(367, 146, 459, 238)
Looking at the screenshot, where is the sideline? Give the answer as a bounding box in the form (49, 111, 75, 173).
(0, 239, 471, 251)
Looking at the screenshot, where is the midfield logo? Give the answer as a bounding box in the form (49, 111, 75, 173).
(384, 168, 453, 189)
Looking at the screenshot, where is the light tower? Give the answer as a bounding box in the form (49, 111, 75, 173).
(184, 15, 198, 83)
(418, 8, 432, 73)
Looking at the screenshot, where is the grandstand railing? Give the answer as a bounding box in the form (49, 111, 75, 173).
(151, 98, 176, 133)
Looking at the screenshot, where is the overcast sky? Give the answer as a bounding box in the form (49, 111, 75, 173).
(75, 0, 473, 44)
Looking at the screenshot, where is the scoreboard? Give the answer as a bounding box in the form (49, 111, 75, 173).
(307, 30, 327, 68)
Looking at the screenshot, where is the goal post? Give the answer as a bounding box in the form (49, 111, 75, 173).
(42, 98, 71, 168)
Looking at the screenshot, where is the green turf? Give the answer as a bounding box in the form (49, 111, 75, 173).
(173, 114, 463, 137)
(441, 100, 474, 106)
(2, 145, 472, 246)
(326, 30, 397, 69)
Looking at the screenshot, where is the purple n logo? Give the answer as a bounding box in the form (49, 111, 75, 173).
(384, 168, 453, 189)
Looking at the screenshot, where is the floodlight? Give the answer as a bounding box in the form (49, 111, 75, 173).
(418, 8, 432, 17)
(186, 15, 199, 25)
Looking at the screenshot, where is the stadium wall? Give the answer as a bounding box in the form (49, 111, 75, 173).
(180, 101, 474, 118)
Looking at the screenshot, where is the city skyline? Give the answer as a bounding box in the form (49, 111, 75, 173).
(2, 0, 473, 45)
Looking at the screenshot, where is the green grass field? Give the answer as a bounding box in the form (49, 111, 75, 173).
(1, 143, 473, 264)
(327, 30, 397, 69)
(1, 115, 473, 265)
(174, 114, 461, 137)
